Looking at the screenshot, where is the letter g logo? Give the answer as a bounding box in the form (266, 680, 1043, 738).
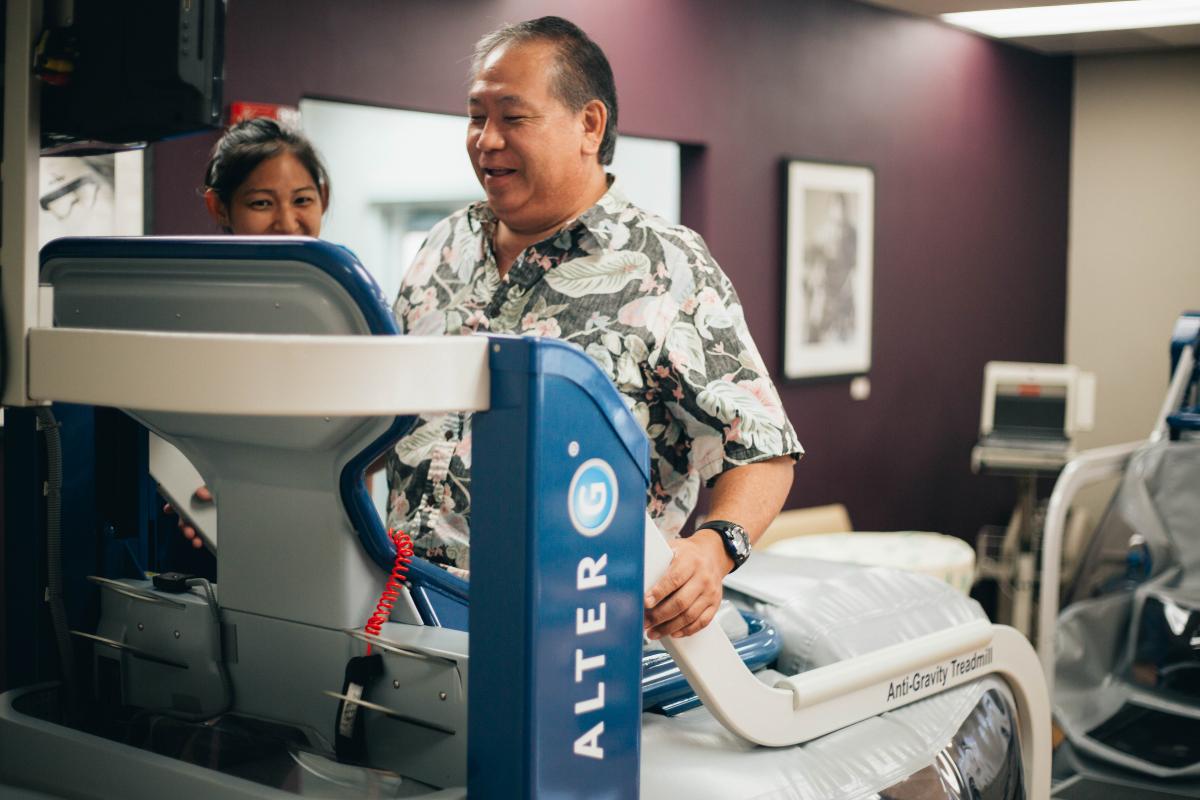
(568, 459, 618, 537)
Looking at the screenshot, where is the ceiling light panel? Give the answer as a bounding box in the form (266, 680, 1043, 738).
(942, 0, 1200, 38)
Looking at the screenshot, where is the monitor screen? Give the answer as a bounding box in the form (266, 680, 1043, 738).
(993, 390, 1067, 440)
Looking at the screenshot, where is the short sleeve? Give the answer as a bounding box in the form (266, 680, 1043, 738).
(657, 236, 803, 484)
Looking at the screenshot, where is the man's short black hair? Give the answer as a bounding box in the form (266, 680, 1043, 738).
(471, 16, 619, 166)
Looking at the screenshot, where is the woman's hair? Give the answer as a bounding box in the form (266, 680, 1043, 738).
(202, 117, 331, 208)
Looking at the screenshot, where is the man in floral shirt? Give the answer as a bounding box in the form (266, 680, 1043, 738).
(387, 16, 801, 639)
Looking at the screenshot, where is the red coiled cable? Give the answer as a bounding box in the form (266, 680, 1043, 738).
(364, 529, 413, 655)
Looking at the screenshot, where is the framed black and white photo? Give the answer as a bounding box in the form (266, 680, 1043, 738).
(782, 158, 874, 381)
(38, 150, 144, 249)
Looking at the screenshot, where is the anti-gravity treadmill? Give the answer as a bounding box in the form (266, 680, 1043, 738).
(0, 237, 1052, 798)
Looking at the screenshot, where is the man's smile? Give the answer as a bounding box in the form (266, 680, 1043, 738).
(481, 167, 520, 192)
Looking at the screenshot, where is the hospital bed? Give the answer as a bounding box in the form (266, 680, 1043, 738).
(0, 237, 1051, 798)
(1037, 312, 1200, 799)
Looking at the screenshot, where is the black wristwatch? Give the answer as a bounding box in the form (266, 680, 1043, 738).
(688, 520, 751, 572)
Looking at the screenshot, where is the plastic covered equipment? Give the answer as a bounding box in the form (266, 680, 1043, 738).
(1055, 440, 1200, 779)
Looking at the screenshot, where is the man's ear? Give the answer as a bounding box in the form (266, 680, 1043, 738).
(203, 189, 231, 231)
(580, 99, 607, 159)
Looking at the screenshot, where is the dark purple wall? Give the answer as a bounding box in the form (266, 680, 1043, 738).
(152, 0, 1071, 541)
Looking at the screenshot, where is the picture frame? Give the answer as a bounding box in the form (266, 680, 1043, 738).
(38, 150, 144, 249)
(781, 158, 875, 382)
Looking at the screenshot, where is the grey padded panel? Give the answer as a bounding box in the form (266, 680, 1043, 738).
(45, 257, 371, 335)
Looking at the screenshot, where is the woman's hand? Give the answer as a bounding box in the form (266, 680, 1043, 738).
(163, 485, 213, 549)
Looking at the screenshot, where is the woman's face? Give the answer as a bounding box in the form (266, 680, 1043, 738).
(206, 151, 325, 236)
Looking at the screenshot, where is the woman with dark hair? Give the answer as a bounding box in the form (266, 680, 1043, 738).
(202, 116, 330, 236)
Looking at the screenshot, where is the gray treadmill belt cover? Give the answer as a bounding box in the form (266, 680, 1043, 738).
(646, 557, 1015, 799)
(727, 551, 987, 673)
(1055, 440, 1200, 779)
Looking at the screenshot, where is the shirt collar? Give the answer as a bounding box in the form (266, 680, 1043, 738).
(466, 174, 630, 250)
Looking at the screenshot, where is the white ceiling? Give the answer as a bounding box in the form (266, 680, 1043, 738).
(861, 0, 1200, 53)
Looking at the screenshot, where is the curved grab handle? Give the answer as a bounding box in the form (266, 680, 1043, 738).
(1036, 439, 1140, 692)
(644, 516, 1050, 799)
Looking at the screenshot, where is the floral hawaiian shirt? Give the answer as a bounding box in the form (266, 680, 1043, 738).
(386, 179, 802, 574)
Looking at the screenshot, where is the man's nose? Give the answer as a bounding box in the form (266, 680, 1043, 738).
(476, 119, 504, 151)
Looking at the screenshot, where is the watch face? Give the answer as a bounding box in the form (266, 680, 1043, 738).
(729, 527, 750, 559)
(695, 521, 751, 569)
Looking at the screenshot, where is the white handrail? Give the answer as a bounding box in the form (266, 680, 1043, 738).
(1036, 440, 1139, 692)
(27, 328, 491, 416)
(777, 621, 992, 707)
(645, 517, 1051, 798)
(1151, 343, 1195, 443)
